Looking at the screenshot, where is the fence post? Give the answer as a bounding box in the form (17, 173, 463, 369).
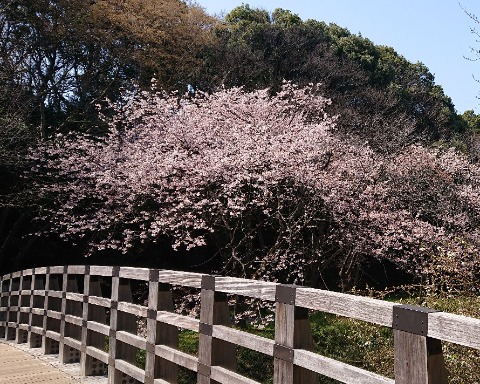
(197, 275, 236, 384)
(42, 267, 61, 355)
(108, 267, 137, 384)
(27, 268, 43, 348)
(273, 284, 317, 384)
(108, 266, 120, 384)
(15, 270, 25, 343)
(59, 266, 83, 364)
(80, 269, 108, 376)
(80, 265, 108, 376)
(145, 269, 179, 384)
(393, 305, 448, 384)
(0, 274, 8, 339)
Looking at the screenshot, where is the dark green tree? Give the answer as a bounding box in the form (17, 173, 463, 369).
(196, 5, 463, 152)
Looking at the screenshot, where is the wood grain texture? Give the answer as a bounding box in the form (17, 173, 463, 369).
(294, 349, 394, 384)
(428, 312, 480, 349)
(34, 267, 47, 275)
(198, 289, 236, 383)
(64, 314, 83, 326)
(115, 330, 147, 350)
(88, 296, 111, 308)
(67, 265, 88, 274)
(1, 266, 476, 384)
(295, 287, 394, 326)
(114, 358, 146, 382)
(154, 344, 198, 372)
(86, 320, 109, 336)
(66, 292, 84, 302)
(212, 325, 274, 356)
(63, 336, 82, 350)
(156, 311, 199, 331)
(214, 277, 277, 300)
(45, 330, 60, 341)
(210, 366, 262, 384)
(273, 302, 295, 384)
(117, 301, 147, 318)
(394, 330, 448, 384)
(89, 266, 113, 277)
(114, 280, 138, 367)
(48, 266, 64, 274)
(85, 345, 109, 364)
(158, 270, 203, 288)
(119, 267, 150, 281)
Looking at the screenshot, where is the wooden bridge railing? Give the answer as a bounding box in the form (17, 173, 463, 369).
(0, 266, 479, 384)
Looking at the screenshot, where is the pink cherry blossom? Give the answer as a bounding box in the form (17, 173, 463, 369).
(29, 82, 480, 289)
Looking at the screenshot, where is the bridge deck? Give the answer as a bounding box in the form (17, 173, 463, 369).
(0, 341, 107, 384)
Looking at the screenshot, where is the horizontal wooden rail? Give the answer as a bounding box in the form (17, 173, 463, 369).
(0, 266, 478, 383)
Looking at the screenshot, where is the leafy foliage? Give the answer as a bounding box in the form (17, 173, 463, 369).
(198, 6, 464, 152)
(0, 0, 214, 135)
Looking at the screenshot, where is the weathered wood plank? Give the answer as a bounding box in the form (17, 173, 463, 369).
(117, 301, 147, 318)
(89, 266, 113, 277)
(47, 310, 62, 320)
(154, 344, 198, 372)
(34, 267, 47, 275)
(48, 266, 64, 274)
(119, 267, 150, 281)
(198, 284, 236, 383)
(115, 330, 147, 350)
(214, 277, 277, 301)
(156, 311, 200, 331)
(45, 330, 60, 341)
(29, 326, 44, 335)
(63, 336, 82, 350)
(294, 349, 394, 384)
(64, 314, 83, 326)
(114, 279, 138, 369)
(65, 292, 83, 302)
(428, 312, 480, 350)
(158, 270, 203, 288)
(85, 345, 109, 364)
(88, 296, 111, 308)
(394, 330, 447, 384)
(211, 366, 262, 384)
(67, 265, 88, 274)
(115, 358, 146, 382)
(87, 320, 109, 336)
(273, 301, 295, 384)
(295, 288, 394, 326)
(151, 283, 179, 383)
(212, 325, 274, 356)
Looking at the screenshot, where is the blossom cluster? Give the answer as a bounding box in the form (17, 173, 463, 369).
(29, 82, 480, 288)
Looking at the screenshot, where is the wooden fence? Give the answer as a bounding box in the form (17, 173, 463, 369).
(0, 265, 478, 384)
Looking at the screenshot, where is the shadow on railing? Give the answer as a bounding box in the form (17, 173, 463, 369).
(0, 266, 479, 384)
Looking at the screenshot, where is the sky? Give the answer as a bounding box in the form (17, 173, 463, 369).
(197, 0, 480, 114)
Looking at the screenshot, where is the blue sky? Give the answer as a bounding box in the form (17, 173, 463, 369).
(197, 0, 480, 114)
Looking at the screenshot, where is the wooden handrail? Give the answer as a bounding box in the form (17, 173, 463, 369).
(0, 265, 478, 383)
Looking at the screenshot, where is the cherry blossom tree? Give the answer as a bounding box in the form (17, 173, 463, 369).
(29, 82, 480, 289)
